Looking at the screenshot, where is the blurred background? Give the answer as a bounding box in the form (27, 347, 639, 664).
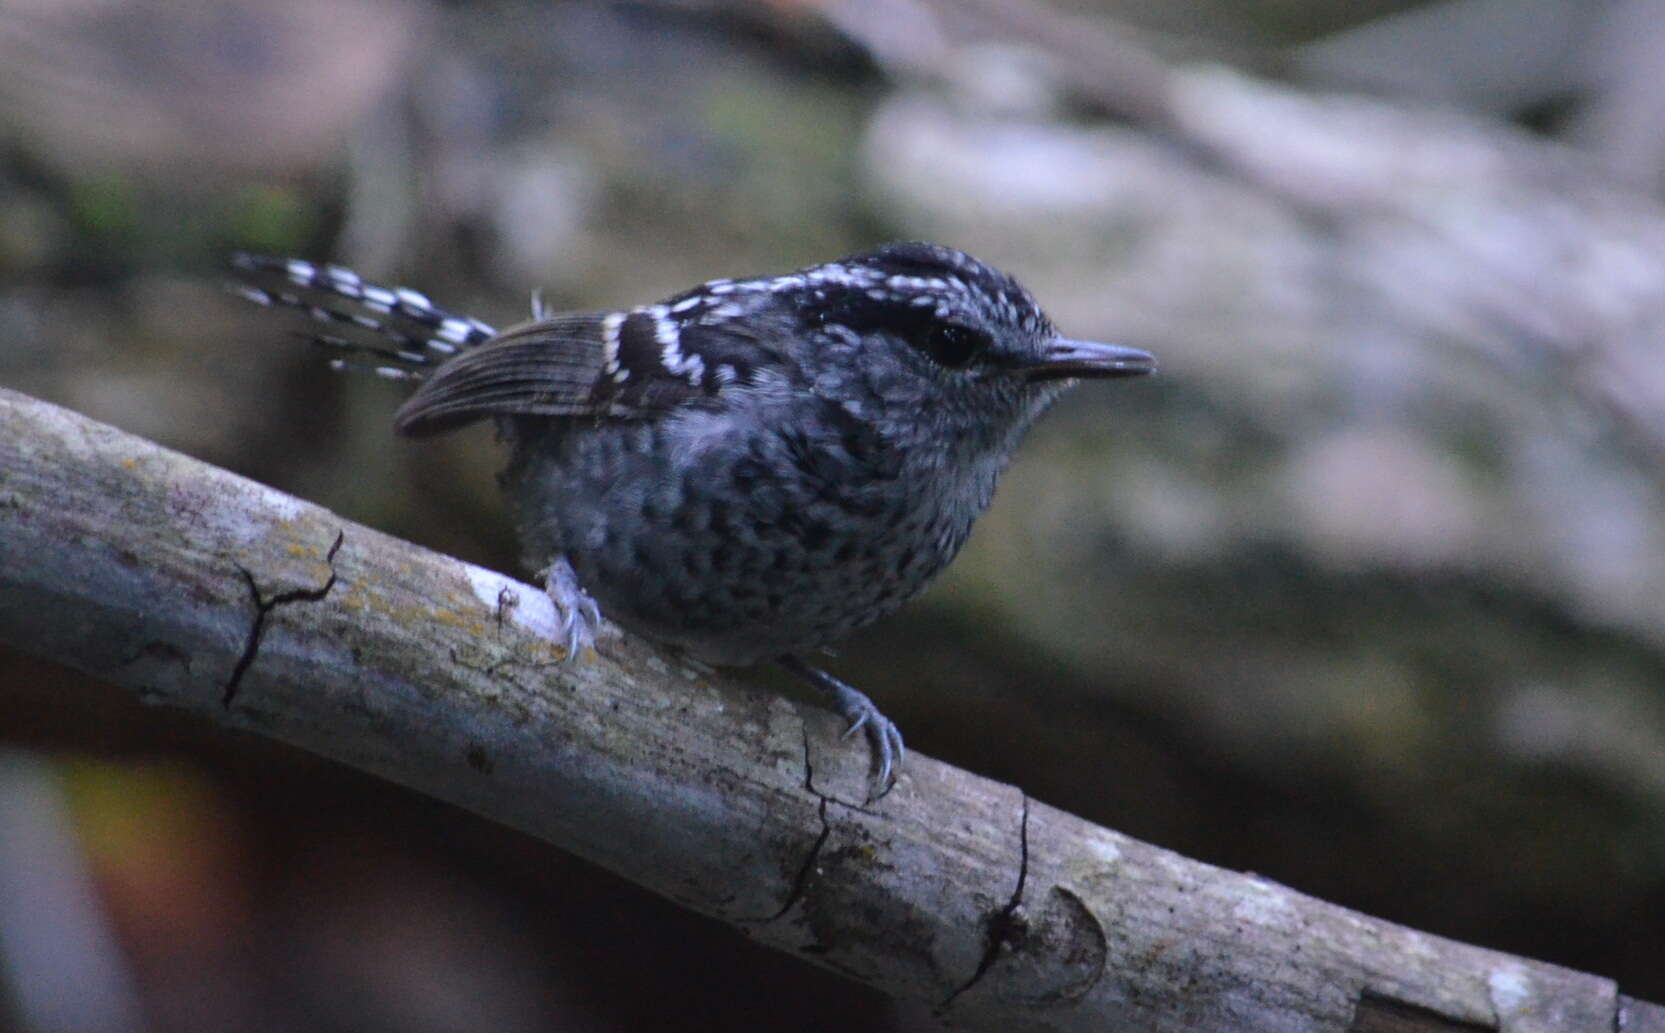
(4, 0, 1665, 1028)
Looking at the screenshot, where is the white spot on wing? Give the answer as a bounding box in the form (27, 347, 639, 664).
(601, 310, 625, 380)
(647, 304, 704, 386)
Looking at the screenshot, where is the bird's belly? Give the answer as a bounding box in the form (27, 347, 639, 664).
(510, 423, 973, 666)
(577, 469, 967, 667)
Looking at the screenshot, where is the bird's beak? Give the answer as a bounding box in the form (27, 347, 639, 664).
(1025, 338, 1157, 381)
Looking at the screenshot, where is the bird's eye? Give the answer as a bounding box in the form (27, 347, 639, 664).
(812, 291, 994, 370)
(921, 323, 990, 368)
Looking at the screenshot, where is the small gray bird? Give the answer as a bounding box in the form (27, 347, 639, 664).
(231, 243, 1154, 797)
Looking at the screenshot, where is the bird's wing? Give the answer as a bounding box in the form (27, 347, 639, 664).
(392, 311, 776, 437)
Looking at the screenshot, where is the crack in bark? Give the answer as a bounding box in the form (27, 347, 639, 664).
(941, 792, 1031, 1010)
(223, 531, 344, 706)
(768, 794, 832, 924)
(736, 724, 835, 927)
(764, 725, 836, 922)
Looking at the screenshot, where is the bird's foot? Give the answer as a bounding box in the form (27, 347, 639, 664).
(780, 656, 905, 800)
(543, 556, 602, 662)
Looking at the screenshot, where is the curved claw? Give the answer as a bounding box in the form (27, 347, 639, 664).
(780, 656, 905, 800)
(544, 556, 602, 663)
(839, 708, 871, 738)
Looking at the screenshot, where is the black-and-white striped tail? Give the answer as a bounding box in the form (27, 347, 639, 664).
(228, 254, 498, 381)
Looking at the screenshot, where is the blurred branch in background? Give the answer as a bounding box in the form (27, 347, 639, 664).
(0, 0, 429, 178)
(1572, 0, 1665, 192)
(832, 0, 1665, 472)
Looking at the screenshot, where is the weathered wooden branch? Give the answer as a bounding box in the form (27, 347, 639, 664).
(0, 385, 1658, 1033)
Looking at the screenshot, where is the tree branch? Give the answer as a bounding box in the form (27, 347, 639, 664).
(0, 385, 1657, 1032)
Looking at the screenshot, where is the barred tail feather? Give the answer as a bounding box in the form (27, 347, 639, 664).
(307, 332, 427, 382)
(228, 254, 498, 378)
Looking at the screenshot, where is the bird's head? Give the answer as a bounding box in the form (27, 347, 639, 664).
(762, 242, 1155, 443)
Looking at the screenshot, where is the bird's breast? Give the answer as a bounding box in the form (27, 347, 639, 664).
(505, 411, 1000, 665)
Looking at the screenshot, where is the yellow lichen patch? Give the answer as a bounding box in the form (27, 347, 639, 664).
(336, 580, 372, 613)
(424, 605, 490, 639)
(333, 580, 492, 641)
(531, 639, 570, 664)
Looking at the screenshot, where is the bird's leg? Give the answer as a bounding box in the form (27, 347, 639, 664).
(542, 555, 602, 662)
(779, 655, 904, 800)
